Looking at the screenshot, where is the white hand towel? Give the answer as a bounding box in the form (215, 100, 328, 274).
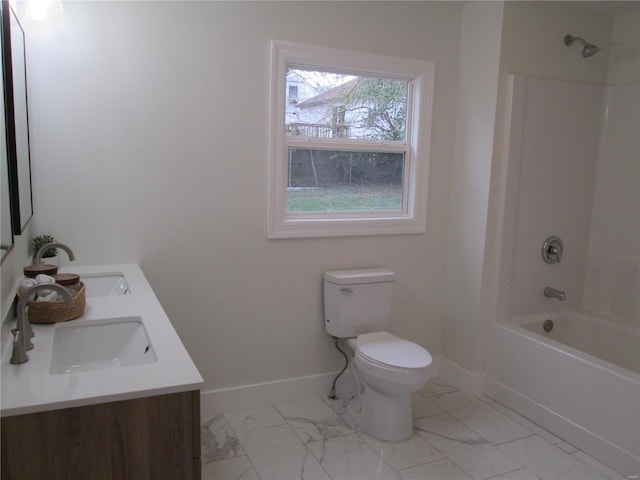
(35, 292, 59, 302)
(35, 274, 55, 285)
(19, 278, 38, 296)
(34, 274, 57, 301)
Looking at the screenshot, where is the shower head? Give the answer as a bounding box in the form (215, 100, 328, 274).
(564, 34, 601, 58)
(580, 42, 601, 58)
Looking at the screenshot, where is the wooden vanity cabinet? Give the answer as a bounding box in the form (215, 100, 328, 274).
(1, 390, 201, 480)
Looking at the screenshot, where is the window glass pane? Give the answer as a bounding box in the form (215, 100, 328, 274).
(285, 69, 408, 141)
(287, 148, 404, 212)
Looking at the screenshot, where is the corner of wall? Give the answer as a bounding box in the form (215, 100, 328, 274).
(442, 1, 503, 374)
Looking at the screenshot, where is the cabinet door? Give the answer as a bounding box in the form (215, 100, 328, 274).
(1, 390, 200, 480)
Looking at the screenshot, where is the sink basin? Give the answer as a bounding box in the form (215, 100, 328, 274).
(49, 317, 157, 375)
(80, 273, 130, 297)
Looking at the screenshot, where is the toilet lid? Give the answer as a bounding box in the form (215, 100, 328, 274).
(356, 331, 432, 369)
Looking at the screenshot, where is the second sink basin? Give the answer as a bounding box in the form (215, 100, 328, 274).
(80, 273, 130, 297)
(50, 317, 157, 375)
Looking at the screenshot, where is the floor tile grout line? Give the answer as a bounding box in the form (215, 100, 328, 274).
(224, 414, 333, 480)
(485, 400, 562, 443)
(300, 438, 334, 480)
(399, 433, 478, 479)
(483, 465, 536, 480)
(430, 396, 566, 460)
(302, 429, 400, 480)
(423, 399, 539, 447)
(412, 418, 513, 480)
(414, 438, 493, 480)
(239, 450, 261, 480)
(413, 411, 540, 480)
(393, 453, 468, 475)
(200, 415, 248, 464)
(492, 431, 537, 447)
(224, 414, 289, 437)
(492, 434, 622, 480)
(412, 411, 447, 421)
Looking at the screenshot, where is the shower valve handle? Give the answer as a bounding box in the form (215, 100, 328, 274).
(542, 236, 564, 264)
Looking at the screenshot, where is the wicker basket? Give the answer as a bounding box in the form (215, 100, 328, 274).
(19, 283, 86, 324)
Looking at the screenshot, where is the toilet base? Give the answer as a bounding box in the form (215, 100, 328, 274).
(349, 382, 413, 442)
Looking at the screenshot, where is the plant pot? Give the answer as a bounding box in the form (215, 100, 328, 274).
(34, 255, 58, 266)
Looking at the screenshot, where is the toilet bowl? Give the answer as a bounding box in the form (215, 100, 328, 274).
(346, 331, 431, 441)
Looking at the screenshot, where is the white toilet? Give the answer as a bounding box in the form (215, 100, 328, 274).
(324, 268, 432, 441)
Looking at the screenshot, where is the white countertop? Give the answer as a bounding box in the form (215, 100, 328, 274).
(1, 264, 203, 417)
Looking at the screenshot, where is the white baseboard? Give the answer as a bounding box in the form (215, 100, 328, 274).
(200, 355, 487, 420)
(426, 354, 440, 378)
(200, 358, 442, 419)
(200, 372, 339, 419)
(438, 356, 487, 396)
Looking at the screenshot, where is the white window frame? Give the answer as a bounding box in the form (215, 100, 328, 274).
(268, 40, 434, 239)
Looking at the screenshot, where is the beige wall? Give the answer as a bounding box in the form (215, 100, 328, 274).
(442, 1, 503, 374)
(607, 10, 640, 85)
(20, 1, 462, 391)
(500, 1, 613, 85)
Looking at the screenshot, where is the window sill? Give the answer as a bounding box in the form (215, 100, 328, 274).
(267, 214, 426, 239)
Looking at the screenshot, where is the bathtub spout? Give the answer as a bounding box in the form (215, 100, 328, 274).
(544, 287, 566, 301)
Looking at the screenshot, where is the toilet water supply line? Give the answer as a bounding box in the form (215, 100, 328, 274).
(329, 337, 349, 400)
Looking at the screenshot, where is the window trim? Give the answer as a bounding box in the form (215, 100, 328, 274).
(268, 40, 434, 239)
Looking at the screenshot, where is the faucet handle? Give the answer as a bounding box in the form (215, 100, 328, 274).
(542, 236, 564, 264)
(10, 329, 29, 364)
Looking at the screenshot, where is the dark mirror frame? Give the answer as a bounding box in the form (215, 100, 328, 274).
(2, 0, 32, 236)
(0, 0, 13, 263)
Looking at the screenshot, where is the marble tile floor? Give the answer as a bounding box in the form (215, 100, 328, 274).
(200, 378, 627, 480)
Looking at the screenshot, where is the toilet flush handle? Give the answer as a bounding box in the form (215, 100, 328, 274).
(340, 288, 353, 296)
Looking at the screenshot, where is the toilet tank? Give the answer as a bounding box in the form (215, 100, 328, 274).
(323, 268, 396, 338)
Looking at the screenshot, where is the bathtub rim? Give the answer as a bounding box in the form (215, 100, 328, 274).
(499, 310, 640, 381)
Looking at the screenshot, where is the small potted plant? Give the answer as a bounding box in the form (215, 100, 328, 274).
(32, 234, 58, 264)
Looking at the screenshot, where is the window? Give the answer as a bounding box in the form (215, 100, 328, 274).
(268, 40, 434, 238)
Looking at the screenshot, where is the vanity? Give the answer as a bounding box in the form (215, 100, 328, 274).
(0, 264, 204, 480)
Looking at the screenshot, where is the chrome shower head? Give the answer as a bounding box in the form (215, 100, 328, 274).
(564, 34, 600, 58)
(581, 43, 601, 58)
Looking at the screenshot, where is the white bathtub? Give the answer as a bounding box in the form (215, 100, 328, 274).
(488, 311, 640, 477)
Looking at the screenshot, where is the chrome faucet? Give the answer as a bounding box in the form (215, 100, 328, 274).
(10, 284, 73, 364)
(34, 242, 75, 265)
(544, 287, 566, 301)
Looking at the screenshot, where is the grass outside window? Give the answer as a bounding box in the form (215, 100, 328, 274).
(287, 185, 402, 212)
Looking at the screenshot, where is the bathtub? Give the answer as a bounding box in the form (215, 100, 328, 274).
(488, 311, 640, 477)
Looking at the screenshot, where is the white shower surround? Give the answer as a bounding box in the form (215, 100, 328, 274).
(489, 75, 640, 477)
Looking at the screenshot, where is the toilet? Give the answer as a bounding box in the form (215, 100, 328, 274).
(324, 268, 432, 441)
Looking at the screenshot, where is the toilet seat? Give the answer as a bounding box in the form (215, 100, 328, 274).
(356, 331, 432, 369)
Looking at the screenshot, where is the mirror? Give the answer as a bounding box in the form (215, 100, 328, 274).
(1, 78, 12, 260)
(2, 0, 33, 235)
(0, 0, 13, 262)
